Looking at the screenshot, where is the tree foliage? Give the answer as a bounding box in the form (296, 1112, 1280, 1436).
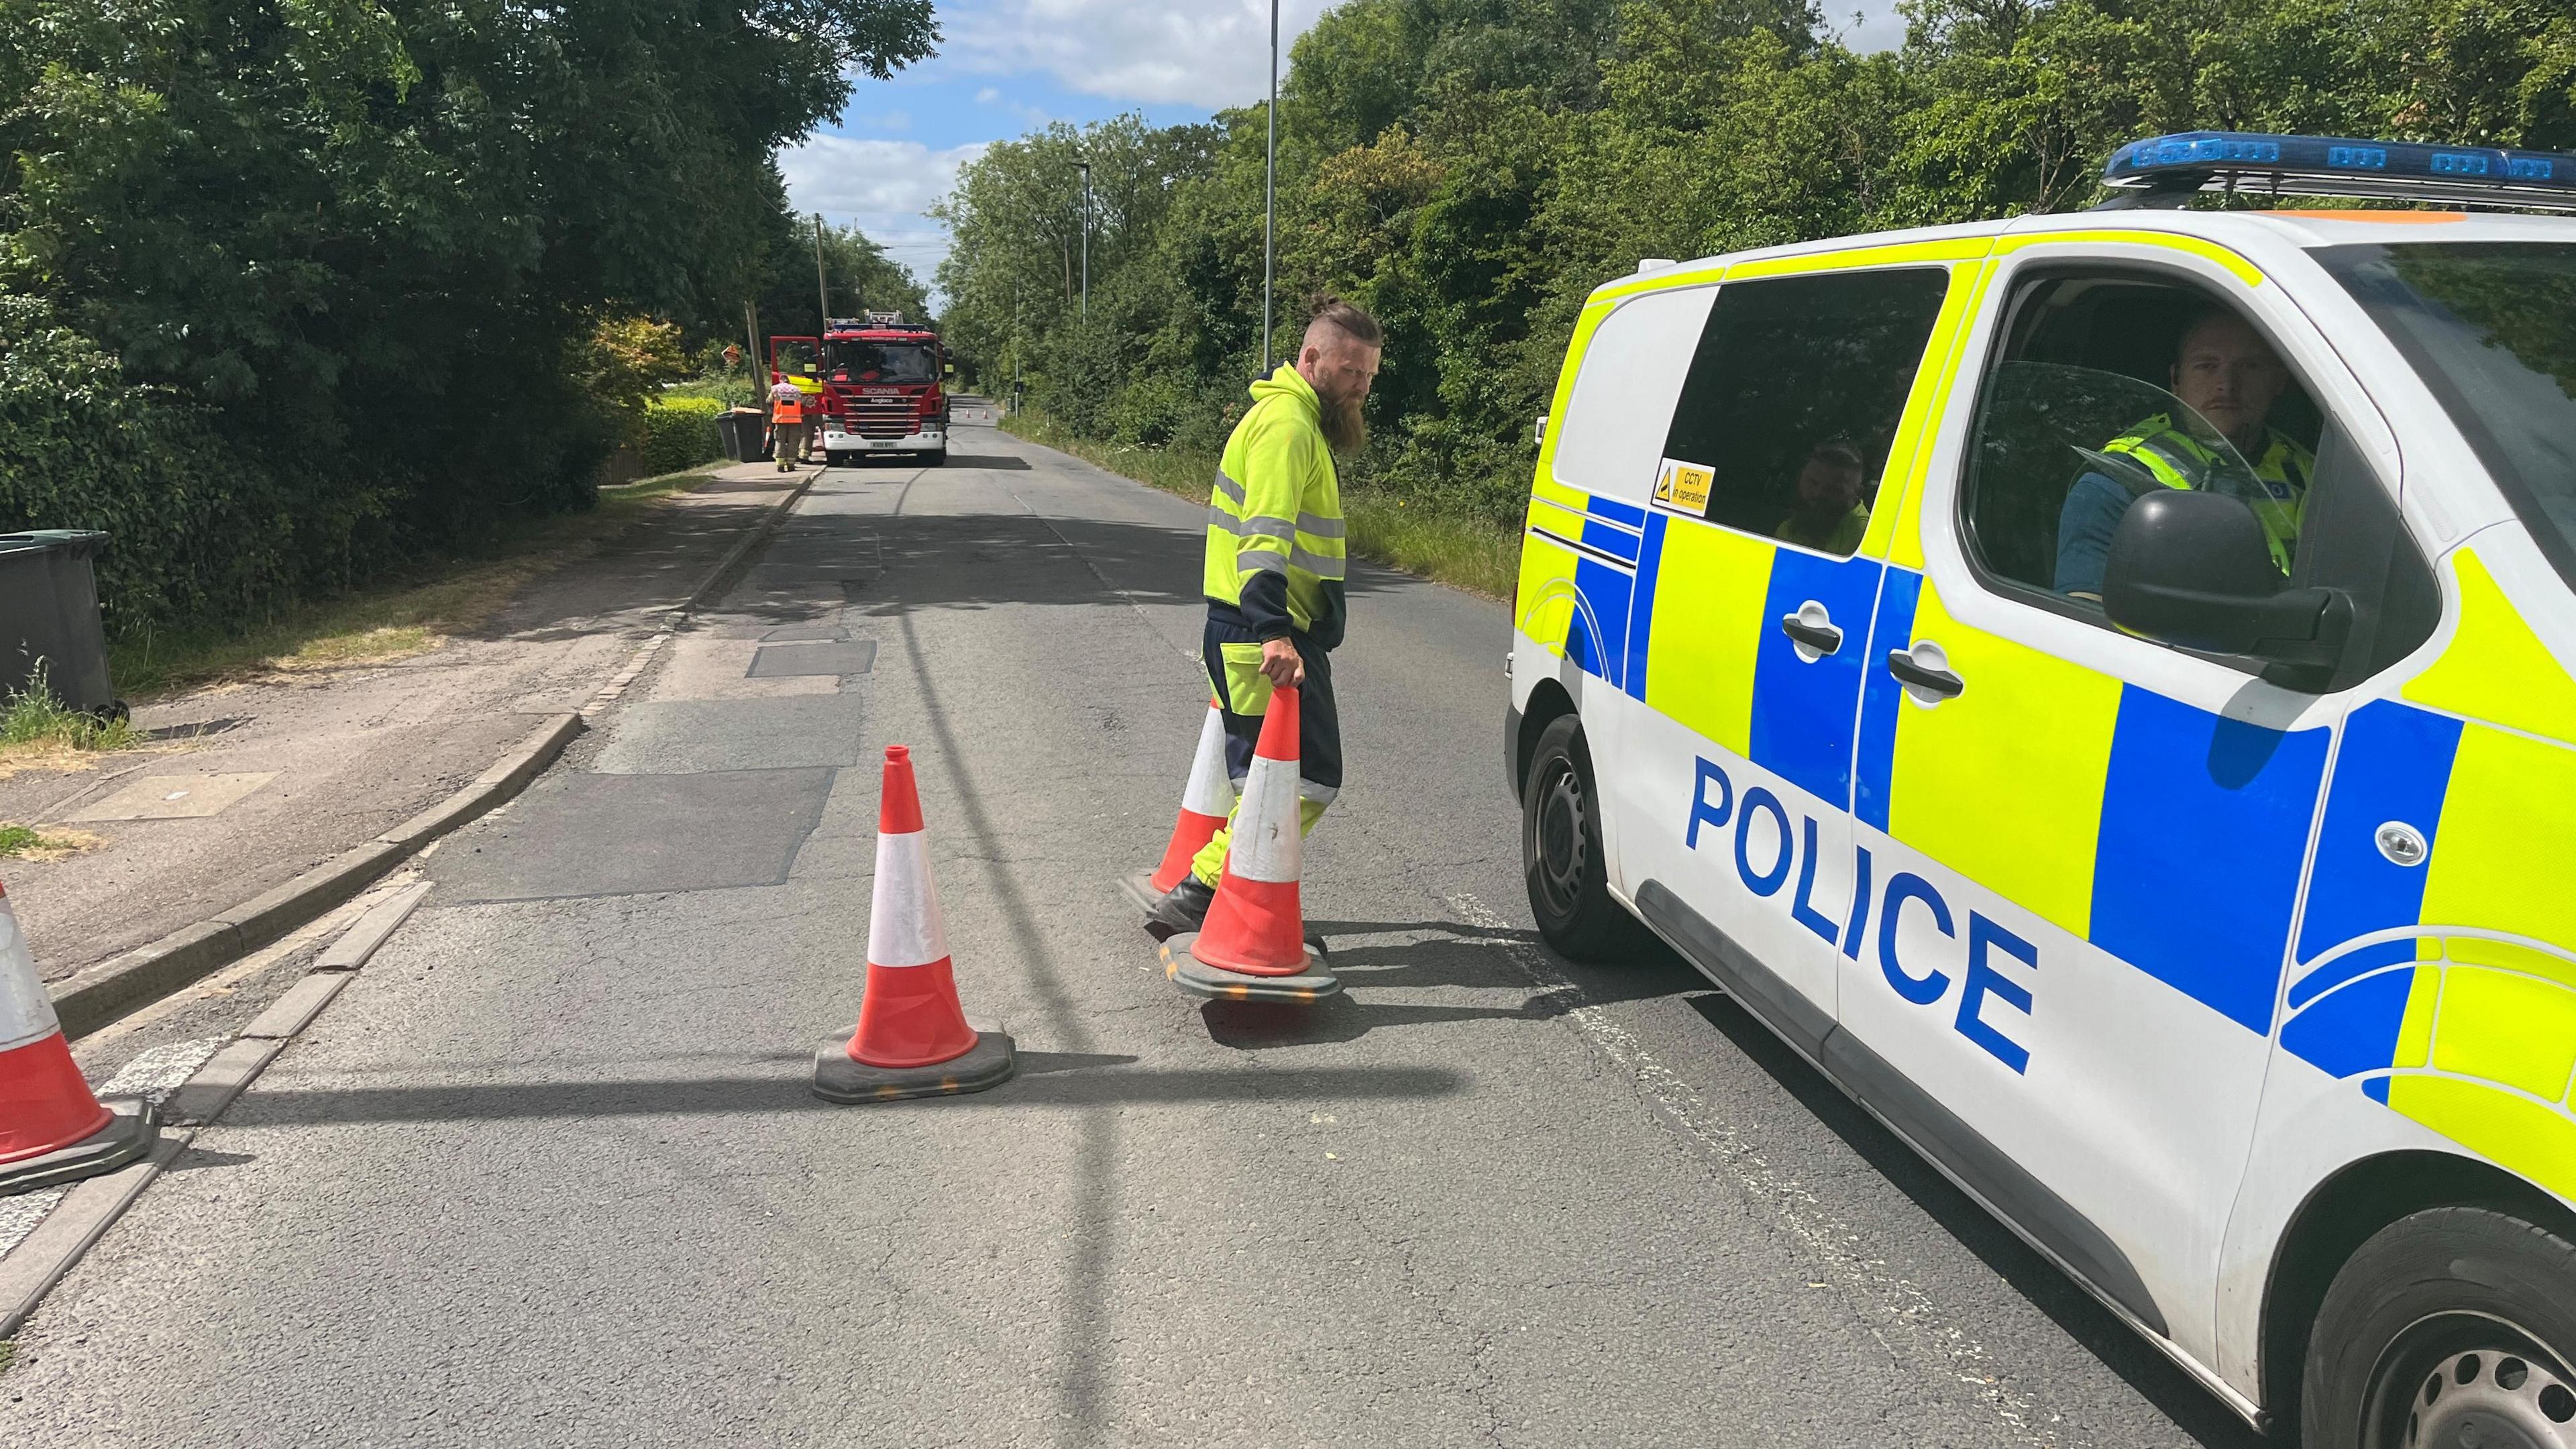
(0, 0, 935, 634)
(937, 0, 2576, 522)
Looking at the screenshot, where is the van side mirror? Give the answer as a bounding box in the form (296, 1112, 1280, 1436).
(2102, 490, 2354, 684)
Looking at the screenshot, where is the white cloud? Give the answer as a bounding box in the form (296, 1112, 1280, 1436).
(942, 0, 1339, 107)
(780, 135, 988, 218)
(779, 136, 991, 298)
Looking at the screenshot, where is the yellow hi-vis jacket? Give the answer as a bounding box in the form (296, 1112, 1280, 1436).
(2100, 413, 2312, 572)
(1204, 365, 1348, 648)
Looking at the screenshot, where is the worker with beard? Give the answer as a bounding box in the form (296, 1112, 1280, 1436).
(1145, 294, 1383, 936)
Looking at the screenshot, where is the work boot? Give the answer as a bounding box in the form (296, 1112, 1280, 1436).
(1143, 875, 1216, 940)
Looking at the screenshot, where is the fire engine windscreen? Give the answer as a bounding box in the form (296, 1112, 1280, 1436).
(825, 340, 938, 384)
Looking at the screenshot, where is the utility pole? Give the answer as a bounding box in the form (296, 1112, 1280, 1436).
(744, 301, 761, 382)
(1073, 160, 1092, 321)
(1263, 0, 1279, 374)
(812, 213, 830, 329)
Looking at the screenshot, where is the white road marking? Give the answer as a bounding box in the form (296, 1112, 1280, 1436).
(1445, 890, 2064, 1449)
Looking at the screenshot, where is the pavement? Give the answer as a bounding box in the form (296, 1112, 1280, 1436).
(0, 424, 2266, 1446)
(2, 464, 806, 990)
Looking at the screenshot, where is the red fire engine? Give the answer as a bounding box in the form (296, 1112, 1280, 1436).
(769, 311, 951, 467)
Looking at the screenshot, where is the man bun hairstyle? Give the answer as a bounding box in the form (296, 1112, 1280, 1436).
(1305, 292, 1383, 350)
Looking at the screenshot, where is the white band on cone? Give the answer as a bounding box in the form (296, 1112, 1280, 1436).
(1182, 704, 1235, 816)
(1229, 753, 1304, 884)
(867, 829, 950, 968)
(0, 900, 62, 1054)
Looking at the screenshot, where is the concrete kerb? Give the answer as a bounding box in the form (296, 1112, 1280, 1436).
(0, 1130, 184, 1339)
(48, 466, 822, 1042)
(0, 879, 431, 1340)
(580, 466, 819, 723)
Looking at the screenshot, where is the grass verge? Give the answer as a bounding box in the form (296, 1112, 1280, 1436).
(109, 468, 722, 696)
(0, 823, 104, 861)
(0, 669, 144, 779)
(1001, 413, 1520, 600)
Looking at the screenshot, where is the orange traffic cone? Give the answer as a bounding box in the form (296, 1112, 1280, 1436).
(813, 745, 1017, 1104)
(1, 880, 156, 1195)
(1148, 696, 1235, 894)
(1161, 686, 1341, 1004)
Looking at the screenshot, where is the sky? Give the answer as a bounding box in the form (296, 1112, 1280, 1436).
(781, 0, 1910, 301)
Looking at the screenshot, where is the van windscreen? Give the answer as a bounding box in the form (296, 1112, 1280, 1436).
(2319, 241, 2576, 587)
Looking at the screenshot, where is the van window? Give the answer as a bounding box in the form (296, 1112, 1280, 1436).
(2318, 242, 2576, 592)
(1552, 286, 1719, 504)
(1958, 274, 2436, 686)
(1658, 268, 1951, 556)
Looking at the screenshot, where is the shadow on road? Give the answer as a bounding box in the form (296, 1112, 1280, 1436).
(228, 1062, 1468, 1125)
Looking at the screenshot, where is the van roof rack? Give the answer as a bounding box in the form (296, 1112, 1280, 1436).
(2095, 131, 2576, 213)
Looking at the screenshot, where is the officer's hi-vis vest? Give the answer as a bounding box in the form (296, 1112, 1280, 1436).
(2098, 413, 2313, 573)
(771, 390, 805, 425)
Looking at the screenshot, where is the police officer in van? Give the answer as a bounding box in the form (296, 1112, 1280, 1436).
(2055, 307, 2314, 600)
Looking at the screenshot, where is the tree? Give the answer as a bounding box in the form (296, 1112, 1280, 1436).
(936, 0, 2576, 524)
(0, 0, 938, 626)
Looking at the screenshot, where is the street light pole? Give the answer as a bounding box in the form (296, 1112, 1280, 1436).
(1073, 160, 1092, 321)
(812, 213, 830, 328)
(1262, 0, 1278, 375)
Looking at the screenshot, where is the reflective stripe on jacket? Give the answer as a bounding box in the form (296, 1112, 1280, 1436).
(1204, 365, 1347, 647)
(2101, 413, 2313, 572)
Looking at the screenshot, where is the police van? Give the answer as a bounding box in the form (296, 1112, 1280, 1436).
(1506, 133, 2576, 1446)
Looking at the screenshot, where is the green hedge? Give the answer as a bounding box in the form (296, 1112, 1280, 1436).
(640, 396, 727, 476)
(0, 294, 318, 637)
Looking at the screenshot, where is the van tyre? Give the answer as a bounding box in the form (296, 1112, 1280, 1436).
(1521, 715, 1645, 962)
(2302, 1205, 2576, 1448)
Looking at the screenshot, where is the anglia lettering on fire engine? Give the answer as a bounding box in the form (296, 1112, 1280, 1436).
(1684, 757, 2039, 1073)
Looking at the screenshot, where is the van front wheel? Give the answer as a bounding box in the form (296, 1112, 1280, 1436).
(1521, 716, 1643, 962)
(2302, 1205, 2576, 1448)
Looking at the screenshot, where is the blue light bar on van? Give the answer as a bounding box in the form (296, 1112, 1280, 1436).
(2101, 131, 2576, 212)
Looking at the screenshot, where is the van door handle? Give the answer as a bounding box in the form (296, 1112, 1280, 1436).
(1779, 603, 1843, 657)
(1887, 647, 1964, 701)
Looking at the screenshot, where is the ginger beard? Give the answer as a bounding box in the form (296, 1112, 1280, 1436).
(1301, 335, 1381, 457)
(1320, 382, 1368, 456)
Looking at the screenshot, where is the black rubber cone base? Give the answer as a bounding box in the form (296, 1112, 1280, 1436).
(1118, 871, 1161, 917)
(812, 1030, 1017, 1104)
(0, 1097, 158, 1197)
(1162, 933, 1341, 1004)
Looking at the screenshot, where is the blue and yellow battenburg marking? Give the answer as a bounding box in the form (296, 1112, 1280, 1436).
(1521, 237, 2576, 1203)
(2277, 549, 2576, 1201)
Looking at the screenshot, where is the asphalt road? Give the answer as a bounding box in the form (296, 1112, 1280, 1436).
(0, 426, 2269, 1447)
